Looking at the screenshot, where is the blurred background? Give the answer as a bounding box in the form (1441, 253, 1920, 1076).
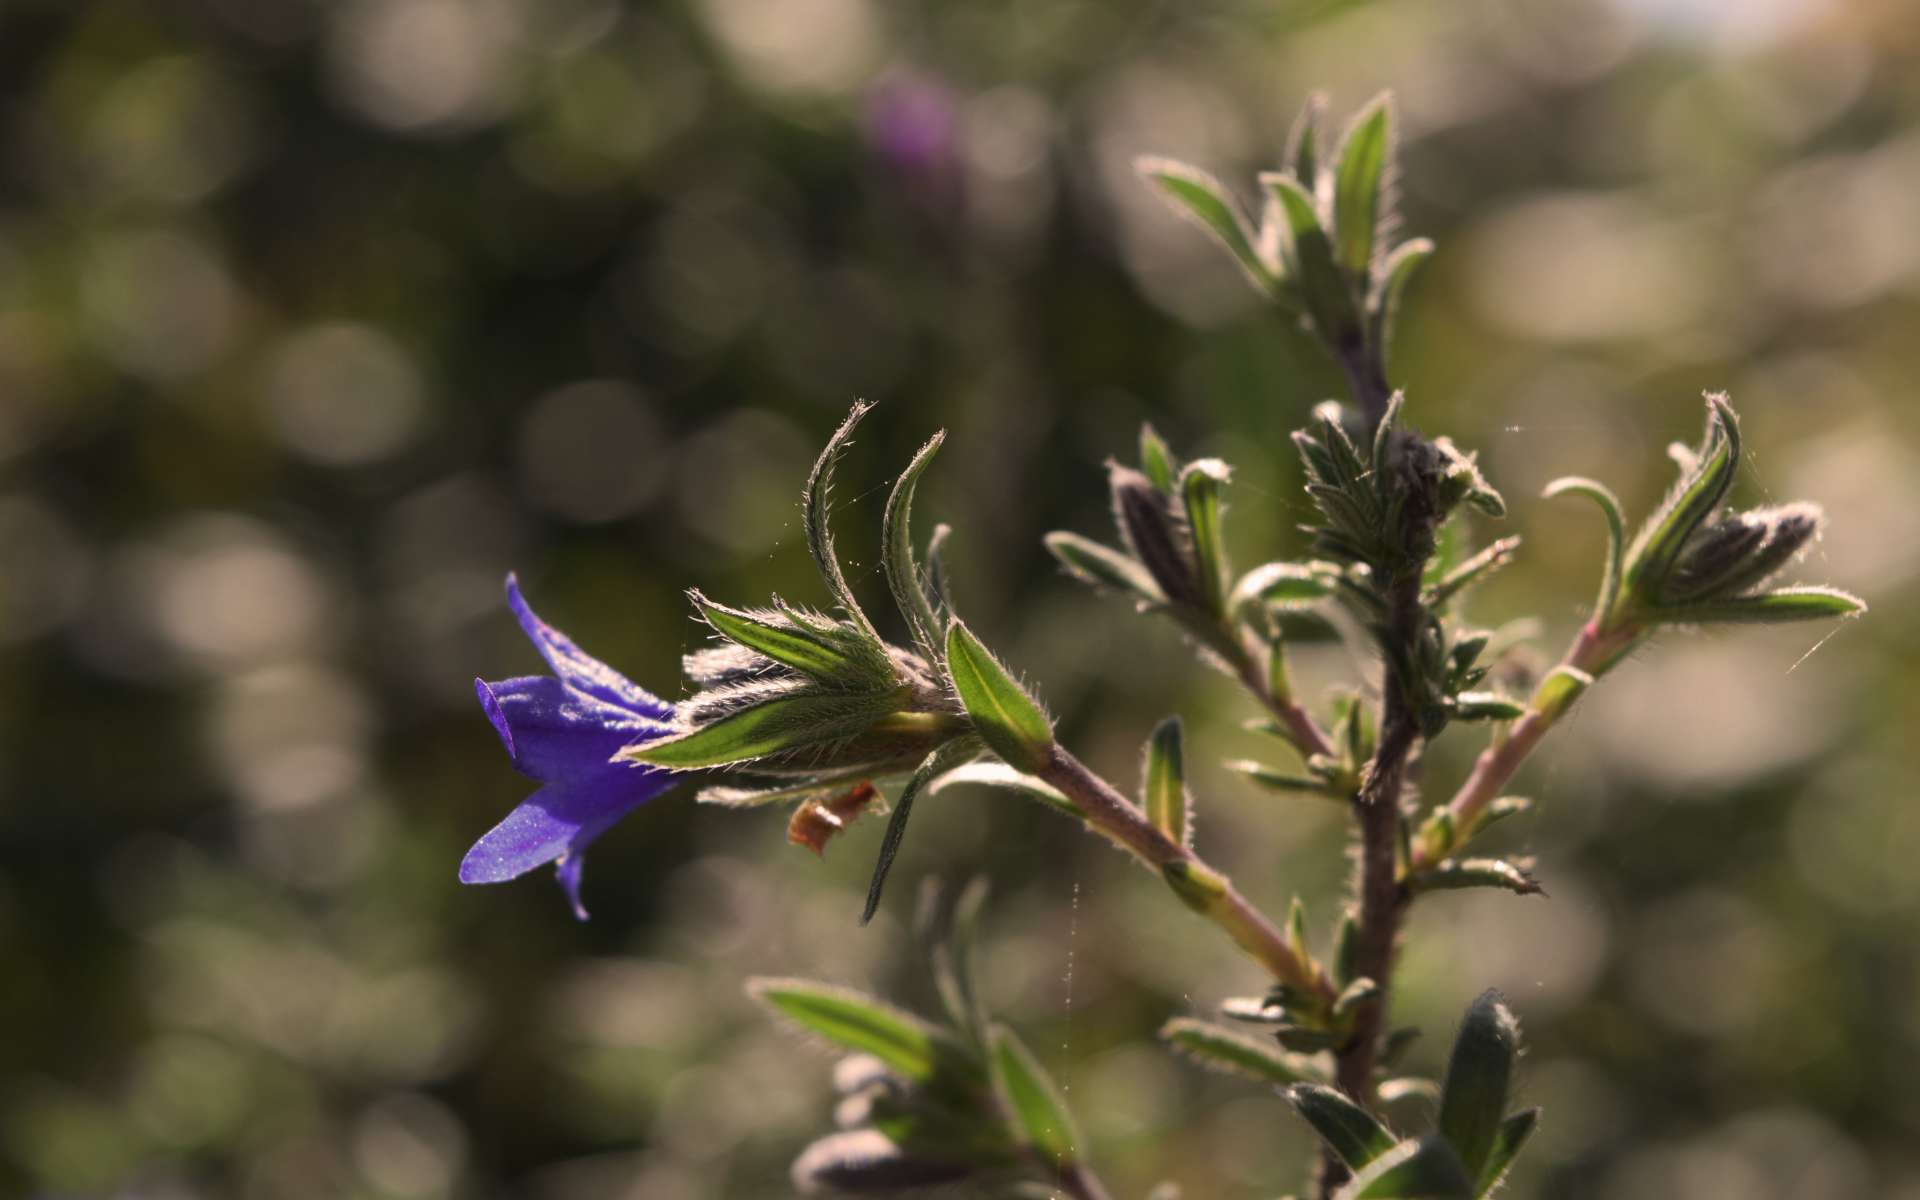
(2, 0, 1917, 1196)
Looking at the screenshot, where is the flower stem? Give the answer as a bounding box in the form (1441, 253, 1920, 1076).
(1036, 745, 1333, 1001)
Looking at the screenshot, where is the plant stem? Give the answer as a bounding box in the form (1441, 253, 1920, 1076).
(1227, 632, 1337, 760)
(1047, 1158, 1116, 1200)
(1318, 574, 1424, 1197)
(1036, 745, 1334, 1001)
(1414, 619, 1637, 869)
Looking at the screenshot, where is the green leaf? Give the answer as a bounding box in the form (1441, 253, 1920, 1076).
(946, 618, 1055, 773)
(1262, 171, 1364, 350)
(1646, 585, 1866, 625)
(749, 978, 956, 1083)
(695, 595, 891, 688)
(1159, 1017, 1323, 1086)
(1044, 531, 1163, 601)
(883, 430, 948, 658)
(1427, 536, 1520, 609)
(1411, 858, 1544, 897)
(804, 402, 883, 642)
(628, 690, 902, 770)
(1451, 693, 1526, 722)
(791, 1132, 976, 1193)
(928, 762, 1082, 821)
(1529, 666, 1593, 722)
(1232, 561, 1336, 612)
(862, 738, 982, 925)
(1335, 1135, 1476, 1200)
(1332, 93, 1394, 277)
(1140, 423, 1179, 491)
(1225, 759, 1338, 799)
(1287, 1084, 1398, 1170)
(1333, 976, 1379, 1018)
(1334, 908, 1360, 986)
(1542, 476, 1626, 622)
(989, 1024, 1081, 1163)
(925, 522, 953, 614)
(1143, 716, 1190, 847)
(1369, 237, 1433, 377)
(1287, 91, 1329, 189)
(1622, 394, 1741, 605)
(1137, 157, 1280, 297)
(1476, 1107, 1538, 1196)
(1180, 459, 1231, 618)
(1438, 991, 1520, 1182)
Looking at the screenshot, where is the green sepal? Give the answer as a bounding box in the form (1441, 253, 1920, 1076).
(1180, 458, 1232, 618)
(1644, 585, 1865, 626)
(805, 402, 884, 642)
(1143, 716, 1191, 847)
(1438, 990, 1520, 1183)
(1332, 92, 1394, 279)
(1476, 1107, 1540, 1196)
(628, 689, 905, 770)
(945, 618, 1055, 774)
(1334, 1135, 1476, 1200)
(1287, 1084, 1398, 1171)
(1263, 171, 1364, 351)
(694, 594, 892, 689)
(1411, 858, 1544, 897)
(748, 977, 969, 1085)
(1159, 1017, 1325, 1087)
(1044, 531, 1164, 601)
(1136, 156, 1284, 300)
(862, 738, 983, 925)
(1541, 476, 1626, 623)
(988, 1024, 1081, 1163)
(883, 430, 948, 658)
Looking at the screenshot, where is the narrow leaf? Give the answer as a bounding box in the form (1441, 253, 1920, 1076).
(989, 1024, 1081, 1163)
(1287, 1084, 1398, 1170)
(1137, 157, 1279, 296)
(1159, 1017, 1323, 1086)
(928, 762, 1082, 821)
(1335, 1135, 1476, 1200)
(1369, 237, 1433, 376)
(1529, 667, 1592, 722)
(791, 1131, 975, 1193)
(1232, 561, 1336, 612)
(1542, 476, 1626, 622)
(1622, 394, 1741, 603)
(883, 431, 948, 657)
(1427, 536, 1520, 609)
(1476, 1107, 1540, 1196)
(1411, 858, 1544, 897)
(1287, 91, 1329, 189)
(1646, 585, 1866, 625)
(1438, 990, 1520, 1182)
(946, 618, 1055, 773)
(1332, 93, 1394, 277)
(1140, 423, 1179, 491)
(1143, 716, 1190, 847)
(1452, 693, 1526, 722)
(862, 739, 981, 925)
(749, 977, 953, 1083)
(1225, 759, 1338, 799)
(804, 402, 883, 642)
(1262, 171, 1363, 350)
(1044, 531, 1163, 601)
(1181, 458, 1232, 617)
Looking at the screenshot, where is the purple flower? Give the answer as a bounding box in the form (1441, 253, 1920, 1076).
(461, 575, 677, 919)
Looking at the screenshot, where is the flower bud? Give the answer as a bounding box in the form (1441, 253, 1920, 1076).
(1110, 463, 1203, 608)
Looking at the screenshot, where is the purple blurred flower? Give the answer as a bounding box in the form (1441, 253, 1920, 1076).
(461, 574, 677, 919)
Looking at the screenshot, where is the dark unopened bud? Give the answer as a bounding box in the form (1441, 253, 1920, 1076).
(1110, 464, 1203, 607)
(791, 1131, 973, 1194)
(1668, 502, 1822, 602)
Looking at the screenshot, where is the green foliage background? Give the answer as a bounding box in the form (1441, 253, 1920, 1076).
(1, 0, 1916, 1196)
